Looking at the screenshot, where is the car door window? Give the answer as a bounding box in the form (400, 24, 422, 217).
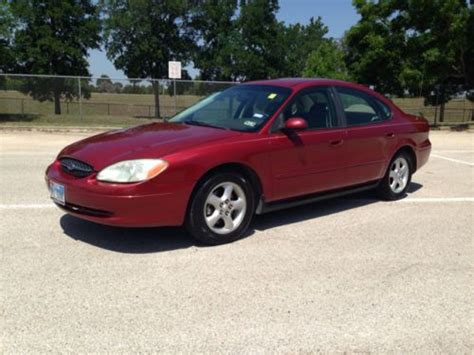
(276, 87, 338, 130)
(336, 87, 390, 126)
(373, 98, 392, 120)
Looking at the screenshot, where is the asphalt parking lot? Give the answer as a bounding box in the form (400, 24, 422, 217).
(1, 129, 473, 353)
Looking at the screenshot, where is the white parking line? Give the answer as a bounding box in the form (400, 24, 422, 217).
(397, 197, 474, 203)
(0, 152, 57, 156)
(431, 154, 474, 166)
(0, 203, 55, 209)
(1, 197, 474, 211)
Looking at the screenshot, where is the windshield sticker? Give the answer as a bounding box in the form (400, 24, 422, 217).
(244, 120, 257, 127)
(267, 93, 277, 99)
(253, 113, 264, 118)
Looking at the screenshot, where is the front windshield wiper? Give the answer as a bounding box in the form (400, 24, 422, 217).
(183, 120, 228, 130)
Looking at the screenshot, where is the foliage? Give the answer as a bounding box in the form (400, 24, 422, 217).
(0, 1, 16, 88)
(191, 0, 283, 81)
(345, 0, 473, 117)
(237, 0, 284, 80)
(282, 17, 328, 77)
(192, 3, 328, 81)
(96, 75, 113, 93)
(303, 40, 350, 80)
(230, 0, 283, 80)
(10, 0, 101, 114)
(191, 1, 238, 81)
(2, 0, 472, 123)
(102, 0, 196, 117)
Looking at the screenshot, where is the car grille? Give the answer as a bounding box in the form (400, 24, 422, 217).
(60, 158, 94, 178)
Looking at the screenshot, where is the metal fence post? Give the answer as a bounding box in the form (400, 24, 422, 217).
(173, 79, 177, 115)
(78, 77, 83, 119)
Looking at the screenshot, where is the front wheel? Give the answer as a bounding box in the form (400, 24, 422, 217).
(185, 172, 255, 245)
(377, 152, 412, 200)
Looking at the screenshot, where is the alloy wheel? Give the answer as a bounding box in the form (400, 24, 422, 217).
(389, 157, 409, 193)
(203, 182, 247, 235)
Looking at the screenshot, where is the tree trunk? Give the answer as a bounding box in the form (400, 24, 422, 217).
(54, 89, 61, 115)
(439, 101, 445, 123)
(152, 81, 161, 119)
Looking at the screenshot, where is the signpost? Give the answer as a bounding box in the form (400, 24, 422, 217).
(168, 61, 181, 116)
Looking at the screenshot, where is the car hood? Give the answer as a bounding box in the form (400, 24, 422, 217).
(59, 122, 242, 170)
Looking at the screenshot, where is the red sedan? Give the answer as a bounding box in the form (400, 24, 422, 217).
(46, 79, 431, 244)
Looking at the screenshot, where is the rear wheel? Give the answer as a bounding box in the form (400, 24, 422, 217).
(377, 152, 412, 200)
(185, 172, 255, 245)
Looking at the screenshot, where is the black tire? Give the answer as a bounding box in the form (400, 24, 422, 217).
(185, 172, 255, 245)
(377, 151, 413, 200)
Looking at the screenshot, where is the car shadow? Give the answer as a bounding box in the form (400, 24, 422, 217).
(60, 215, 197, 253)
(253, 190, 378, 231)
(60, 182, 423, 253)
(407, 182, 423, 193)
(253, 182, 424, 230)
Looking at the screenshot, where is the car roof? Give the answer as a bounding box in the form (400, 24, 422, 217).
(244, 78, 370, 91)
(243, 78, 394, 107)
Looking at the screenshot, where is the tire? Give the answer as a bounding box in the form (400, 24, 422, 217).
(376, 151, 413, 200)
(185, 172, 255, 245)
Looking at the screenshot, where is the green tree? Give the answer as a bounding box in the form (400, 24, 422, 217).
(191, 2, 331, 81)
(96, 74, 114, 93)
(345, 0, 473, 121)
(0, 1, 16, 87)
(303, 40, 350, 80)
(281, 17, 328, 77)
(344, 0, 405, 95)
(192, 1, 238, 81)
(230, 0, 284, 80)
(102, 0, 196, 118)
(467, 5, 474, 102)
(10, 0, 101, 115)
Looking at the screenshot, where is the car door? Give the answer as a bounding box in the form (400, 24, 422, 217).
(267, 86, 348, 201)
(334, 86, 394, 185)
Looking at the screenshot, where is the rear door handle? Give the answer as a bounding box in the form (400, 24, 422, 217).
(386, 132, 395, 138)
(330, 139, 344, 147)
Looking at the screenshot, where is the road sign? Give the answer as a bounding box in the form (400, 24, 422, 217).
(168, 61, 182, 79)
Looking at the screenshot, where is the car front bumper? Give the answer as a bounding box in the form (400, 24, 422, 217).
(45, 160, 193, 227)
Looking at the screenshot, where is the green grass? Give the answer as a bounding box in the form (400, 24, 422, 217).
(0, 90, 203, 119)
(0, 89, 203, 105)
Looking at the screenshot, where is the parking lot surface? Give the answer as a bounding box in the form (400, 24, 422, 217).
(1, 130, 473, 353)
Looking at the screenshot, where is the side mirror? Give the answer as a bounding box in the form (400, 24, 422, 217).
(284, 117, 308, 131)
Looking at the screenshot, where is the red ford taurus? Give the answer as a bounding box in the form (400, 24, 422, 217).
(46, 79, 431, 244)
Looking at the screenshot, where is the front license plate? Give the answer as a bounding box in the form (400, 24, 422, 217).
(50, 181, 65, 205)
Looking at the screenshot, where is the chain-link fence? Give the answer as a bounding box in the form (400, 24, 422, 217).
(0, 73, 237, 127)
(0, 73, 472, 127)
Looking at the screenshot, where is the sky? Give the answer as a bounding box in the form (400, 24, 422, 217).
(88, 0, 360, 79)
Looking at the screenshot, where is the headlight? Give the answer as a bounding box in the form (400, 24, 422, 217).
(97, 159, 168, 183)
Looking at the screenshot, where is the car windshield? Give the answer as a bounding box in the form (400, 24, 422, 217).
(169, 85, 292, 132)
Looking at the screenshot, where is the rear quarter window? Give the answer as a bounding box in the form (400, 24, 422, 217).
(336, 87, 392, 126)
